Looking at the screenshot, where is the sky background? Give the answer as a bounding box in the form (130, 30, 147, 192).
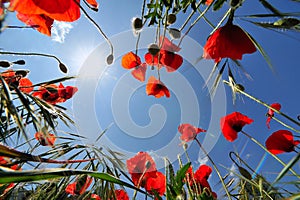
(1, 0, 300, 198)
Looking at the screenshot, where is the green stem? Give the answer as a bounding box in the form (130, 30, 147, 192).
(241, 131, 300, 178)
(178, 3, 211, 47)
(195, 137, 232, 200)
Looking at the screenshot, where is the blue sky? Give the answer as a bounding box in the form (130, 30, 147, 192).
(1, 0, 299, 198)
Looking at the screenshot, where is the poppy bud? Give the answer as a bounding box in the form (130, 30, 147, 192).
(132, 17, 143, 31)
(167, 14, 176, 25)
(106, 54, 114, 65)
(235, 84, 244, 91)
(148, 43, 160, 56)
(59, 62, 68, 73)
(0, 61, 11, 68)
(169, 28, 181, 39)
(13, 60, 26, 65)
(238, 166, 252, 180)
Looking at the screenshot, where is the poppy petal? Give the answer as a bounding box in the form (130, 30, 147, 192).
(160, 51, 183, 72)
(160, 36, 181, 52)
(122, 52, 142, 69)
(178, 123, 206, 142)
(131, 63, 147, 82)
(266, 130, 299, 154)
(35, 132, 56, 146)
(10, 0, 81, 22)
(16, 13, 53, 36)
(19, 78, 33, 93)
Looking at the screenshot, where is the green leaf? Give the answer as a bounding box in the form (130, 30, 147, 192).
(0, 167, 144, 193)
(213, 0, 227, 11)
(273, 151, 300, 184)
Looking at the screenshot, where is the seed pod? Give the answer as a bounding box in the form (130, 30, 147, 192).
(148, 44, 160, 56)
(106, 54, 114, 65)
(169, 28, 181, 39)
(167, 14, 176, 25)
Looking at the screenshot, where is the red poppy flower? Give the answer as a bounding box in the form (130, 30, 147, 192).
(33, 83, 78, 104)
(126, 152, 157, 187)
(32, 84, 60, 104)
(220, 112, 253, 142)
(65, 175, 93, 195)
(146, 76, 170, 98)
(178, 123, 206, 142)
(265, 130, 300, 154)
(18, 77, 33, 93)
(203, 22, 256, 63)
(144, 171, 166, 196)
(194, 165, 212, 190)
(114, 189, 129, 200)
(145, 36, 183, 72)
(90, 194, 101, 200)
(35, 132, 56, 146)
(266, 103, 281, 129)
(16, 13, 53, 36)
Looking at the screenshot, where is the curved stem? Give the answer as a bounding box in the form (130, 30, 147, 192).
(0, 51, 61, 63)
(195, 137, 232, 200)
(241, 131, 300, 178)
(75, 0, 113, 55)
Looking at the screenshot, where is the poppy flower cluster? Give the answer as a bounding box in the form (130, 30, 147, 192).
(32, 83, 78, 104)
(220, 112, 253, 142)
(203, 20, 256, 63)
(1, 69, 33, 93)
(185, 165, 217, 199)
(65, 175, 93, 196)
(126, 152, 166, 197)
(34, 131, 56, 146)
(121, 36, 183, 98)
(7, 0, 98, 35)
(266, 103, 281, 129)
(265, 130, 300, 155)
(178, 123, 206, 142)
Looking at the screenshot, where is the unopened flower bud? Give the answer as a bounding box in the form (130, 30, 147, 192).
(169, 28, 181, 39)
(230, 0, 242, 9)
(0, 61, 11, 68)
(13, 60, 26, 65)
(106, 54, 114, 65)
(132, 17, 143, 31)
(235, 84, 245, 91)
(167, 14, 176, 25)
(148, 43, 160, 55)
(59, 62, 68, 73)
